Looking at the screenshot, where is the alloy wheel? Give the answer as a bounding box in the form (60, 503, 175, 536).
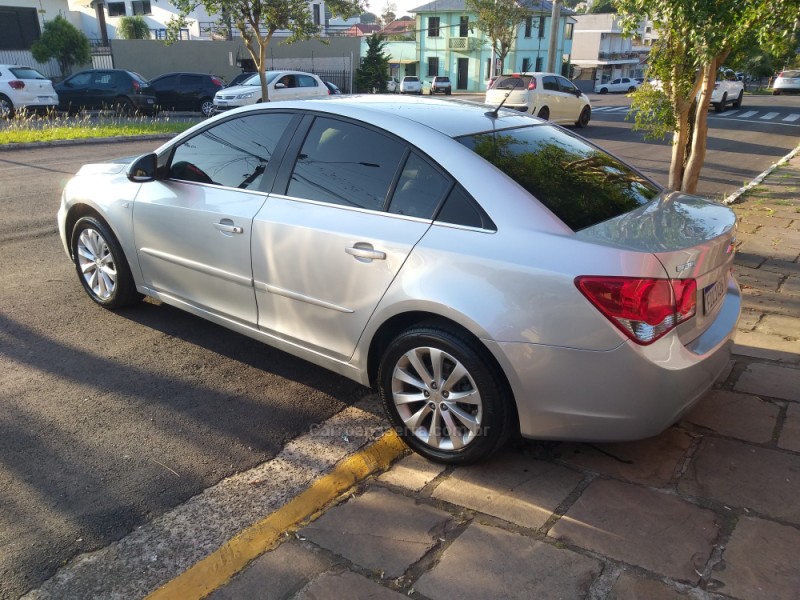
(76, 228, 117, 300)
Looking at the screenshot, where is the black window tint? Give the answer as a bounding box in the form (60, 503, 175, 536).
(436, 185, 495, 230)
(181, 75, 202, 87)
(542, 76, 559, 91)
(288, 117, 405, 211)
(169, 113, 294, 189)
(9, 67, 45, 79)
(68, 72, 92, 86)
(152, 74, 178, 90)
(389, 153, 449, 219)
(495, 76, 530, 90)
(457, 125, 660, 231)
(557, 76, 576, 93)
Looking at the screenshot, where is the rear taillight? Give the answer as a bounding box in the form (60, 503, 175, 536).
(528, 79, 536, 90)
(9, 80, 25, 90)
(211, 76, 224, 87)
(575, 276, 697, 345)
(132, 80, 140, 92)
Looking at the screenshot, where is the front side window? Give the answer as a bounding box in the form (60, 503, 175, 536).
(457, 125, 660, 231)
(288, 117, 405, 211)
(169, 113, 294, 190)
(428, 16, 440, 37)
(152, 74, 178, 90)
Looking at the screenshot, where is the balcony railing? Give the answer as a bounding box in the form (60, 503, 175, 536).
(598, 51, 644, 60)
(447, 37, 481, 52)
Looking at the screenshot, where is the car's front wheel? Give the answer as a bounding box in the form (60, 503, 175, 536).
(200, 97, 215, 117)
(714, 93, 727, 112)
(598, 87, 608, 94)
(70, 216, 143, 309)
(576, 105, 591, 128)
(732, 90, 743, 108)
(378, 325, 513, 464)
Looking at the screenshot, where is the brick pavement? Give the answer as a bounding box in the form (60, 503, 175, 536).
(207, 150, 800, 600)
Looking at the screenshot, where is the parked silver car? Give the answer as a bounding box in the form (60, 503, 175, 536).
(57, 96, 740, 464)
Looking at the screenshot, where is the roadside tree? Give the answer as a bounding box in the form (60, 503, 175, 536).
(467, 0, 528, 76)
(167, 0, 364, 102)
(616, 0, 800, 193)
(355, 33, 390, 93)
(31, 16, 90, 77)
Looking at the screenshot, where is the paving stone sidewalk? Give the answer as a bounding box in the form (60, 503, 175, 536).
(211, 152, 800, 600)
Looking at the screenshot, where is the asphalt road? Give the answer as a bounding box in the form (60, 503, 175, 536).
(1, 93, 798, 598)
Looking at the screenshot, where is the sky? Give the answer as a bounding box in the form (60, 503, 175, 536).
(371, 0, 425, 18)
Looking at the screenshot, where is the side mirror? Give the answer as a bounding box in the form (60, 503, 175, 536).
(127, 153, 158, 183)
(575, 89, 582, 96)
(275, 82, 286, 89)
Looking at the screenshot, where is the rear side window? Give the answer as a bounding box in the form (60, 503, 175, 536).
(288, 117, 405, 211)
(436, 185, 496, 230)
(388, 152, 450, 219)
(297, 75, 319, 87)
(457, 125, 660, 231)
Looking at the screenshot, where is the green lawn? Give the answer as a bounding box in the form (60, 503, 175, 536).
(0, 112, 196, 145)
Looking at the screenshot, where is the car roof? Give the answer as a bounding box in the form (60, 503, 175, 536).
(213, 95, 538, 139)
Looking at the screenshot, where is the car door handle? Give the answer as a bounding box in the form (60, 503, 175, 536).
(346, 245, 386, 261)
(214, 220, 244, 234)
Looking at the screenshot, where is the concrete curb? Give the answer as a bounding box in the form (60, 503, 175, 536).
(145, 430, 406, 600)
(723, 143, 800, 205)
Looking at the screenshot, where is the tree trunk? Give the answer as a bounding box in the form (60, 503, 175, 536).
(682, 62, 716, 193)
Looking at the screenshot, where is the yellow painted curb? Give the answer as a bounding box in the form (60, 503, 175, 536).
(146, 430, 406, 600)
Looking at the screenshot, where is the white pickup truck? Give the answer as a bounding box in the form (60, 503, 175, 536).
(709, 68, 744, 112)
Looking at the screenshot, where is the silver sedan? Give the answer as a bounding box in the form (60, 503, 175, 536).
(57, 96, 741, 464)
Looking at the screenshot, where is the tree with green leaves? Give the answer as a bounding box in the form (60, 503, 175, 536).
(355, 33, 390, 93)
(118, 16, 151, 40)
(167, 0, 364, 102)
(31, 16, 90, 77)
(616, 0, 800, 193)
(466, 0, 529, 75)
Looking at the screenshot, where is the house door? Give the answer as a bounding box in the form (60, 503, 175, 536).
(457, 58, 469, 90)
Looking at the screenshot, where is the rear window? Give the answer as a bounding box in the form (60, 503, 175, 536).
(492, 76, 531, 90)
(128, 71, 150, 84)
(404, 77, 419, 82)
(780, 70, 800, 78)
(9, 67, 46, 80)
(457, 125, 660, 231)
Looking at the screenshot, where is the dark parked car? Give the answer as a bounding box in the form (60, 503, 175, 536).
(323, 81, 342, 95)
(228, 71, 256, 87)
(150, 72, 226, 117)
(55, 69, 156, 115)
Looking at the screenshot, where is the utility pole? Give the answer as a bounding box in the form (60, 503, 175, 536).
(546, 0, 561, 73)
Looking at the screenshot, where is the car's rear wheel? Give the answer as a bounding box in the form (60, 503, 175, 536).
(599, 87, 608, 94)
(0, 94, 14, 119)
(772, 90, 781, 96)
(70, 216, 143, 309)
(114, 97, 135, 116)
(537, 106, 550, 120)
(446, 89, 451, 95)
(199, 97, 214, 117)
(627, 86, 636, 93)
(732, 90, 743, 108)
(576, 106, 591, 128)
(378, 325, 513, 464)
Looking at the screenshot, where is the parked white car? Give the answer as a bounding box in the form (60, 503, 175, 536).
(0, 64, 58, 118)
(485, 72, 592, 127)
(594, 77, 640, 94)
(399, 76, 422, 94)
(708, 68, 744, 112)
(213, 70, 327, 112)
(772, 69, 800, 95)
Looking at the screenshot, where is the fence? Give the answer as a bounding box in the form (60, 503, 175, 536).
(0, 50, 62, 79)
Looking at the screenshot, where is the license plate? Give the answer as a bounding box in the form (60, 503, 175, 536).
(147, 98, 154, 104)
(37, 96, 51, 102)
(703, 279, 725, 314)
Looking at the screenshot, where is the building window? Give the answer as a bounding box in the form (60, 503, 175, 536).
(522, 58, 531, 72)
(538, 16, 546, 38)
(486, 58, 491, 79)
(132, 1, 151, 15)
(428, 16, 440, 37)
(0, 6, 40, 50)
(524, 17, 532, 38)
(313, 4, 320, 26)
(107, 2, 126, 17)
(459, 16, 469, 37)
(428, 56, 439, 77)
(564, 22, 573, 40)
(535, 57, 543, 71)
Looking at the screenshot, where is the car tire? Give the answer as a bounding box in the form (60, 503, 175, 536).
(378, 325, 513, 464)
(732, 90, 743, 108)
(714, 93, 727, 112)
(772, 90, 780, 96)
(70, 216, 143, 309)
(627, 86, 636, 93)
(199, 97, 214, 117)
(599, 87, 608, 94)
(446, 90, 451, 95)
(537, 106, 550, 121)
(576, 106, 591, 128)
(0, 93, 14, 119)
(114, 97, 135, 116)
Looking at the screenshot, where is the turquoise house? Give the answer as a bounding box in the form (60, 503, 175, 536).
(378, 0, 575, 92)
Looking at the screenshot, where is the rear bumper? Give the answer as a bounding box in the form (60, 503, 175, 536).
(486, 272, 741, 442)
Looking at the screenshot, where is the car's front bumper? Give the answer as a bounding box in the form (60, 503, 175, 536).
(486, 272, 741, 442)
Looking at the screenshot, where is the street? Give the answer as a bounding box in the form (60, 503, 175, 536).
(0, 92, 798, 599)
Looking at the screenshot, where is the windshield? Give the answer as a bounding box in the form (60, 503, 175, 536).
(457, 125, 660, 231)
